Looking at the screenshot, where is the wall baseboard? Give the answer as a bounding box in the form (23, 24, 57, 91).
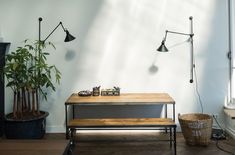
(46, 126, 65, 133)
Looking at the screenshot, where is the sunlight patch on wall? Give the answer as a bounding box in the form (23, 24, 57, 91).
(73, 0, 223, 114)
(78, 0, 169, 90)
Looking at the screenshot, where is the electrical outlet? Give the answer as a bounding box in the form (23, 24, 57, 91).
(212, 128, 226, 140)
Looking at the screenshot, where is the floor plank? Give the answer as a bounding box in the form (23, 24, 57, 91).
(0, 132, 234, 155)
(0, 134, 68, 155)
(72, 131, 235, 155)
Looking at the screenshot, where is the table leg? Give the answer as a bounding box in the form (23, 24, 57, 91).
(165, 104, 168, 133)
(65, 105, 69, 139)
(170, 127, 172, 148)
(174, 127, 177, 155)
(72, 105, 75, 119)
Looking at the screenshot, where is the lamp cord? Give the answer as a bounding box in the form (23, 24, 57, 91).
(193, 63, 204, 113)
(213, 115, 224, 131)
(193, 51, 234, 155)
(213, 115, 234, 155)
(216, 140, 235, 155)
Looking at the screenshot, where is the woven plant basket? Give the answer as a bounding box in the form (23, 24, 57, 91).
(178, 113, 213, 146)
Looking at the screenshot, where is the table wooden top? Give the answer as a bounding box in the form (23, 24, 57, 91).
(65, 93, 175, 105)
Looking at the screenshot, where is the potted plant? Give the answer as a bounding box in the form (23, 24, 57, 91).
(1, 40, 61, 139)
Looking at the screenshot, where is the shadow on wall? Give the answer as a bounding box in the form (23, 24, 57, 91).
(61, 0, 105, 86)
(44, 0, 105, 112)
(65, 49, 76, 61)
(149, 55, 159, 74)
(63, 0, 167, 119)
(61, 0, 228, 120)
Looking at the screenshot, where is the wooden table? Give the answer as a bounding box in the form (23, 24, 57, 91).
(65, 93, 176, 154)
(65, 93, 175, 136)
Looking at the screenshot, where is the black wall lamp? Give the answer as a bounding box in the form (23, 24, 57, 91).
(157, 16, 195, 83)
(38, 17, 75, 43)
(36, 17, 76, 75)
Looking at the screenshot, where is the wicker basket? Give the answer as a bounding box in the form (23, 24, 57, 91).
(178, 113, 213, 146)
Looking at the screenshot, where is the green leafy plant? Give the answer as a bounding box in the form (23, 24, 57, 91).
(2, 40, 61, 119)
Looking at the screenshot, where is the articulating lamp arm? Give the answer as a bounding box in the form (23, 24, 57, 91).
(159, 16, 195, 83)
(43, 22, 65, 43)
(38, 17, 69, 43)
(161, 30, 193, 46)
(166, 30, 191, 37)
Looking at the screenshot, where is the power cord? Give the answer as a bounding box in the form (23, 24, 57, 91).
(212, 115, 235, 155)
(193, 58, 204, 113)
(216, 140, 235, 155)
(212, 115, 226, 140)
(193, 59, 234, 154)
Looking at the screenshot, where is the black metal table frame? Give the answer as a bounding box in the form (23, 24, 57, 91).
(65, 101, 176, 155)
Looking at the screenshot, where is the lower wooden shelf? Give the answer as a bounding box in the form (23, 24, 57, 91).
(68, 118, 176, 127)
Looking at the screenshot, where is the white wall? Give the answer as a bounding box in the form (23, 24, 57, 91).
(231, 0, 235, 101)
(0, 0, 229, 132)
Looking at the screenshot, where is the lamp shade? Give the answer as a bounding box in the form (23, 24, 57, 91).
(157, 41, 168, 52)
(64, 30, 76, 42)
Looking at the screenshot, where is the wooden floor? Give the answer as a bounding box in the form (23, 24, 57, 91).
(0, 132, 235, 155)
(0, 133, 68, 155)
